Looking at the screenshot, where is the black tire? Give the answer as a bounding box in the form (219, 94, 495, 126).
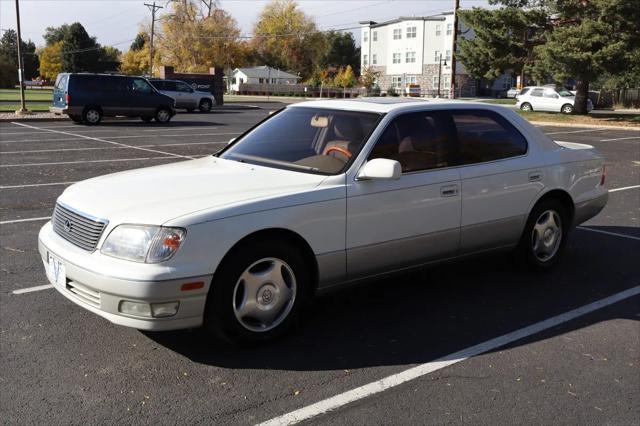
(69, 114, 83, 123)
(520, 102, 533, 112)
(516, 198, 569, 270)
(561, 104, 574, 114)
(140, 116, 153, 122)
(199, 98, 212, 112)
(82, 107, 102, 125)
(154, 107, 172, 123)
(204, 239, 312, 344)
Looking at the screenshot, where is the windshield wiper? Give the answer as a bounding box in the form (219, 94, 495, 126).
(229, 153, 320, 172)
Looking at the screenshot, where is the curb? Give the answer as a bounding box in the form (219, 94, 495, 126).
(529, 120, 640, 131)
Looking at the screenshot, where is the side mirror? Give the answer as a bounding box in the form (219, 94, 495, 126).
(228, 137, 236, 145)
(357, 158, 401, 181)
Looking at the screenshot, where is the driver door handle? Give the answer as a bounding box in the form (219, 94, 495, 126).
(440, 184, 459, 197)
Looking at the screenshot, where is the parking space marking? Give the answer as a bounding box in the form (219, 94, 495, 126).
(600, 136, 640, 142)
(577, 227, 640, 241)
(142, 126, 219, 132)
(258, 285, 640, 426)
(12, 284, 54, 295)
(0, 181, 75, 189)
(609, 184, 640, 193)
(0, 216, 51, 225)
(545, 129, 605, 135)
(11, 122, 196, 160)
(1, 156, 182, 168)
(1, 141, 226, 155)
(0, 132, 241, 144)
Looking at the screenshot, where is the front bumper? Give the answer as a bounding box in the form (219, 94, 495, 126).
(38, 222, 212, 331)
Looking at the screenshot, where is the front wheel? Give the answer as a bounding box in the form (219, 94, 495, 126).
(561, 104, 574, 114)
(204, 240, 311, 344)
(154, 108, 172, 123)
(516, 198, 568, 270)
(520, 102, 533, 112)
(199, 98, 212, 112)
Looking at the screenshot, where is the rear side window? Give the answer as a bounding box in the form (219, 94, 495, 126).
(450, 110, 527, 165)
(530, 88, 543, 97)
(177, 82, 192, 93)
(72, 75, 102, 92)
(519, 87, 529, 96)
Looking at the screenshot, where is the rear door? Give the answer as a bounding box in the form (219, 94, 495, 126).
(52, 74, 68, 109)
(175, 81, 198, 108)
(451, 109, 542, 253)
(528, 88, 546, 110)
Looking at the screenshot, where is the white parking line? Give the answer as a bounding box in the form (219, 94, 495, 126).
(600, 136, 640, 142)
(12, 284, 54, 295)
(142, 126, 219, 132)
(545, 129, 604, 135)
(0, 140, 227, 155)
(609, 184, 640, 193)
(0, 216, 51, 225)
(258, 285, 640, 426)
(1, 156, 181, 168)
(577, 227, 640, 241)
(0, 181, 75, 189)
(11, 122, 196, 160)
(1, 132, 240, 144)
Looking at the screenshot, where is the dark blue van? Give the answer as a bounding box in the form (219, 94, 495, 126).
(50, 73, 176, 125)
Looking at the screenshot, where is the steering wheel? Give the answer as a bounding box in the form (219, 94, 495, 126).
(325, 146, 353, 159)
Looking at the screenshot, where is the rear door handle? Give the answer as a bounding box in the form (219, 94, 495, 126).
(440, 185, 459, 197)
(528, 171, 542, 182)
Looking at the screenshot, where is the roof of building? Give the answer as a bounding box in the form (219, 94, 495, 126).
(234, 66, 301, 80)
(359, 12, 453, 28)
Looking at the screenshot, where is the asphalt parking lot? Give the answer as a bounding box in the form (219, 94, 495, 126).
(1, 106, 638, 424)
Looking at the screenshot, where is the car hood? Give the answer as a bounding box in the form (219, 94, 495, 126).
(58, 157, 327, 226)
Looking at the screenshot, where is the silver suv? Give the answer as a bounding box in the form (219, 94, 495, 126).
(516, 86, 593, 114)
(149, 79, 215, 112)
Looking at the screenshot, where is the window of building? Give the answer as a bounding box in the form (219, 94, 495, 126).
(393, 28, 402, 40)
(450, 110, 528, 165)
(373, 31, 378, 41)
(435, 24, 441, 36)
(432, 75, 439, 87)
(447, 23, 453, 35)
(434, 50, 441, 62)
(363, 54, 368, 66)
(259, 78, 264, 84)
(406, 26, 417, 38)
(392, 53, 401, 64)
(391, 76, 403, 90)
(446, 50, 452, 61)
(363, 31, 368, 42)
(405, 51, 416, 63)
(444, 75, 451, 87)
(368, 111, 452, 173)
(372, 54, 377, 65)
(406, 76, 417, 84)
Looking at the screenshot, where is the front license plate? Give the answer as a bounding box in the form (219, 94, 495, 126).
(48, 253, 66, 286)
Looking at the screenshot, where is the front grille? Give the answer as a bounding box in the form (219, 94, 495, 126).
(66, 281, 101, 308)
(52, 203, 108, 251)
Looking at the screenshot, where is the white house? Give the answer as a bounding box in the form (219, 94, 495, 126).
(360, 12, 512, 97)
(229, 66, 301, 92)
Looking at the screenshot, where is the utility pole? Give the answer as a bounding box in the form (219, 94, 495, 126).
(14, 0, 28, 114)
(145, 1, 163, 77)
(449, 0, 460, 99)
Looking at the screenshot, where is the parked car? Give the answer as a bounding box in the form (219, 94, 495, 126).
(506, 87, 520, 98)
(148, 79, 215, 112)
(50, 73, 176, 124)
(39, 99, 608, 343)
(516, 86, 593, 113)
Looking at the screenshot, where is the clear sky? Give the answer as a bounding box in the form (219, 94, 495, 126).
(0, 0, 489, 50)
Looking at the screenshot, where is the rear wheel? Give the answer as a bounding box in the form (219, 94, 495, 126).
(520, 102, 533, 112)
(561, 104, 574, 114)
(204, 240, 311, 344)
(516, 198, 568, 270)
(199, 98, 212, 112)
(82, 107, 102, 125)
(154, 108, 172, 123)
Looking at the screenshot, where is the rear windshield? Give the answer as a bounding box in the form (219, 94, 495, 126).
(220, 107, 382, 175)
(54, 74, 68, 90)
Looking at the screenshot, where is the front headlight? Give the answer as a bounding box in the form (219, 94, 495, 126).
(101, 225, 186, 263)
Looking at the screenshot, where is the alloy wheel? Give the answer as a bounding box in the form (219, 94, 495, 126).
(531, 209, 562, 262)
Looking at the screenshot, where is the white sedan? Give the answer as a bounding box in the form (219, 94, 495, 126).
(39, 99, 608, 343)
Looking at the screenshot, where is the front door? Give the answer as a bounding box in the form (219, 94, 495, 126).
(346, 111, 461, 279)
(129, 77, 160, 116)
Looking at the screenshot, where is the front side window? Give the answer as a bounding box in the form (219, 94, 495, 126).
(543, 88, 558, 98)
(557, 88, 573, 97)
(220, 108, 381, 175)
(450, 110, 527, 165)
(368, 111, 452, 173)
(131, 78, 154, 94)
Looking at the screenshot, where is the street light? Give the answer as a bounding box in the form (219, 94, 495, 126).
(437, 53, 448, 98)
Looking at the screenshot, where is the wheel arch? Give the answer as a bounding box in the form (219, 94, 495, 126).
(530, 188, 575, 226)
(83, 104, 103, 114)
(212, 227, 319, 291)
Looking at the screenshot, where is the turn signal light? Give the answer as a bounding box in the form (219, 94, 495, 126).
(181, 281, 204, 291)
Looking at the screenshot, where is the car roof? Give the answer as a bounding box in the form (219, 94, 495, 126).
(289, 98, 510, 114)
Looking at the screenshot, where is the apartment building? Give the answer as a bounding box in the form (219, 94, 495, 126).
(360, 12, 490, 97)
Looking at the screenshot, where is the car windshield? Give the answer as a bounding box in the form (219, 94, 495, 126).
(557, 88, 573, 97)
(219, 107, 382, 175)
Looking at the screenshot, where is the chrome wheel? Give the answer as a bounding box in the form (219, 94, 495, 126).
(561, 104, 574, 114)
(232, 257, 297, 332)
(156, 109, 171, 123)
(520, 103, 532, 111)
(531, 210, 562, 262)
(85, 109, 101, 124)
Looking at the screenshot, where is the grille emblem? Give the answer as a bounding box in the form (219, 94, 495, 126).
(64, 219, 72, 232)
